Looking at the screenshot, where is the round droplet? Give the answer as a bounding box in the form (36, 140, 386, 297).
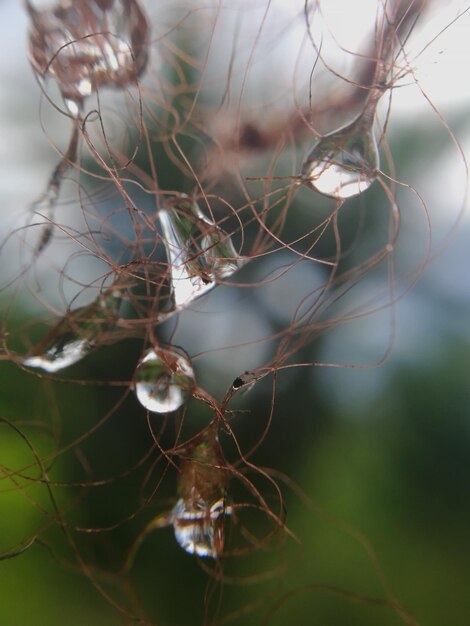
(302, 117, 379, 200)
(27, 0, 149, 111)
(134, 347, 195, 413)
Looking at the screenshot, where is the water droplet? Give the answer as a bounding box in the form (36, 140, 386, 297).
(123, 430, 231, 560)
(22, 338, 92, 373)
(302, 115, 379, 200)
(172, 497, 228, 558)
(134, 346, 195, 413)
(171, 433, 230, 558)
(31, 124, 80, 256)
(158, 196, 243, 309)
(27, 0, 149, 113)
(22, 288, 122, 373)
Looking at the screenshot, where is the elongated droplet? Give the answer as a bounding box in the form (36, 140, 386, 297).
(31, 123, 80, 257)
(27, 0, 149, 115)
(123, 432, 230, 565)
(22, 288, 122, 373)
(302, 115, 379, 200)
(158, 196, 243, 309)
(134, 346, 195, 413)
(172, 433, 230, 558)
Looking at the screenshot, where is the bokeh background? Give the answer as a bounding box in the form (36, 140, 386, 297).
(1, 1, 470, 625)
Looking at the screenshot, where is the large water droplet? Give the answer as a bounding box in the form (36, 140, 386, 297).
(22, 338, 92, 373)
(134, 346, 195, 413)
(158, 196, 243, 309)
(123, 431, 231, 560)
(27, 0, 149, 114)
(171, 433, 230, 558)
(22, 288, 122, 373)
(302, 116, 379, 200)
(172, 497, 228, 558)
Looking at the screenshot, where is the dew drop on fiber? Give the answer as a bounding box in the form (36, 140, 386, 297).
(22, 288, 122, 373)
(171, 433, 230, 558)
(302, 115, 380, 200)
(134, 346, 196, 414)
(158, 196, 243, 310)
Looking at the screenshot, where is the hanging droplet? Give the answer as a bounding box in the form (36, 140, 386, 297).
(302, 115, 380, 200)
(171, 432, 230, 558)
(158, 196, 243, 309)
(134, 346, 196, 413)
(300, 0, 400, 202)
(122, 430, 230, 567)
(26, 0, 149, 115)
(22, 288, 122, 373)
(172, 497, 228, 558)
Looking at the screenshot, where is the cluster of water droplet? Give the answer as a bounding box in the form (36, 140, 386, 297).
(21, 193, 242, 371)
(19, 190, 241, 555)
(18, 1, 249, 560)
(16, 0, 410, 566)
(26, 0, 150, 255)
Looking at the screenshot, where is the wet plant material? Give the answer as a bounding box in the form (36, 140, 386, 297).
(0, 1, 469, 625)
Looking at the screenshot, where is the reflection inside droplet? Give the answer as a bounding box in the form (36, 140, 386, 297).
(159, 196, 243, 310)
(170, 431, 230, 558)
(302, 116, 379, 200)
(22, 339, 91, 373)
(172, 497, 229, 558)
(134, 346, 195, 413)
(22, 288, 122, 373)
(27, 0, 149, 110)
